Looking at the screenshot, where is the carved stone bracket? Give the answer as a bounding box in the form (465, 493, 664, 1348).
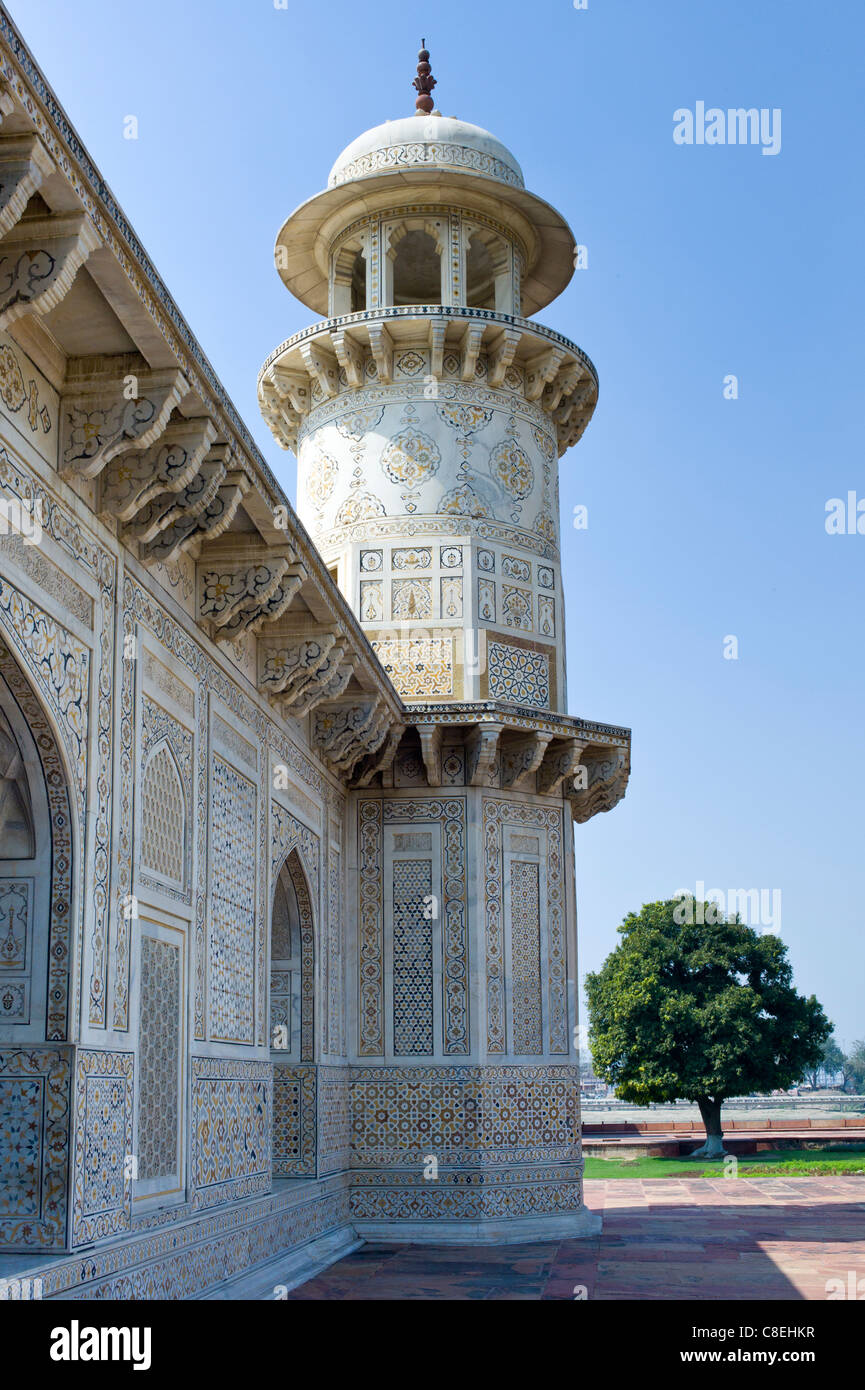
(367, 321, 393, 383)
(415, 722, 443, 787)
(501, 731, 554, 790)
(466, 722, 503, 786)
(259, 633, 338, 698)
(122, 447, 230, 546)
(524, 345, 566, 401)
(331, 328, 365, 388)
(137, 470, 250, 564)
(285, 651, 352, 719)
(101, 416, 217, 521)
(352, 720, 406, 787)
(313, 698, 391, 774)
(537, 737, 587, 796)
(428, 318, 447, 377)
(568, 743, 630, 824)
(61, 359, 189, 479)
(0, 210, 100, 331)
(459, 320, 486, 382)
(299, 339, 339, 397)
(198, 553, 297, 634)
(0, 134, 55, 239)
(487, 327, 522, 387)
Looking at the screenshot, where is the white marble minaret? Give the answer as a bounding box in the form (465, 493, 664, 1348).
(260, 45, 631, 1242)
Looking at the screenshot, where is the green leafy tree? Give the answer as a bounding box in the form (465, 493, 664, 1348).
(585, 898, 831, 1157)
(845, 1040, 865, 1094)
(802, 1034, 845, 1089)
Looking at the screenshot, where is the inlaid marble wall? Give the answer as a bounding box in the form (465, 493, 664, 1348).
(298, 378, 565, 709)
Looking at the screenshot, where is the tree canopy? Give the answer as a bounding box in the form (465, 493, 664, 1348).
(585, 898, 831, 1154)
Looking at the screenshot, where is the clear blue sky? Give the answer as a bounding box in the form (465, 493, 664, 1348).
(13, 0, 864, 1046)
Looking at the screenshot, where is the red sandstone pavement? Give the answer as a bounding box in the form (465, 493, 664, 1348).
(286, 1178, 865, 1300)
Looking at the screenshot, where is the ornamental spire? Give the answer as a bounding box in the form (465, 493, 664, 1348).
(412, 40, 437, 114)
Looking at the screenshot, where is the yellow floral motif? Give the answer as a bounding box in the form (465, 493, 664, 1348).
(335, 491, 386, 526)
(490, 439, 533, 501)
(381, 428, 441, 488)
(305, 451, 339, 510)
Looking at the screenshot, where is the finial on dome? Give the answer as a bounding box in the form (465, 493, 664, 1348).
(412, 40, 437, 114)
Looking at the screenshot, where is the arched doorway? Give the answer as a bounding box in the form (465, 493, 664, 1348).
(0, 638, 77, 1251)
(0, 645, 74, 1044)
(271, 847, 317, 1177)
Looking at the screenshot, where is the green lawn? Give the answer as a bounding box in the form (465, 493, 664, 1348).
(583, 1147, 865, 1179)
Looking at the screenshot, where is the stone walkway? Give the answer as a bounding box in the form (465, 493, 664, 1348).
(284, 1178, 865, 1300)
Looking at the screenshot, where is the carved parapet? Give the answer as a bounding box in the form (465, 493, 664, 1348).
(568, 743, 630, 824)
(259, 633, 338, 698)
(0, 134, 55, 239)
(137, 470, 250, 564)
(61, 358, 190, 479)
(101, 416, 217, 521)
(500, 731, 554, 789)
(0, 210, 100, 330)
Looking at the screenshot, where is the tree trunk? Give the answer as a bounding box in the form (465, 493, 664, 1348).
(688, 1096, 727, 1159)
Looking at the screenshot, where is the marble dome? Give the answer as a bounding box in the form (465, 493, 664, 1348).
(327, 115, 525, 191)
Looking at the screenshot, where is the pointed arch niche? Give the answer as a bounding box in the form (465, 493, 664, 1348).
(0, 641, 75, 1046)
(270, 848, 316, 1062)
(271, 843, 317, 1178)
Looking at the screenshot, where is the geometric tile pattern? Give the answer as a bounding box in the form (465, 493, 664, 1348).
(270, 808, 320, 1063)
(209, 756, 256, 1044)
(350, 1064, 580, 1168)
(140, 744, 185, 884)
(377, 798, 469, 1055)
(139, 694, 193, 899)
(392, 858, 434, 1055)
(273, 1064, 316, 1177)
(370, 637, 453, 698)
(0, 1047, 71, 1249)
(72, 1049, 134, 1245)
(488, 640, 549, 708)
(137, 934, 181, 1181)
(483, 800, 567, 1054)
(190, 1057, 270, 1209)
(317, 1065, 351, 1176)
(510, 861, 543, 1054)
